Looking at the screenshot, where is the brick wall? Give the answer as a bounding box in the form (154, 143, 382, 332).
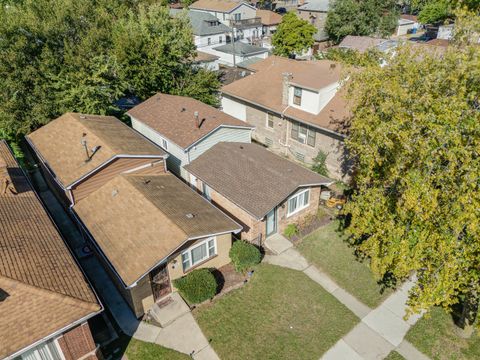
(57, 323, 100, 360)
(277, 187, 321, 235)
(244, 103, 350, 180)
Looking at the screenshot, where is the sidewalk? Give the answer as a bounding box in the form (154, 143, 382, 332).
(264, 235, 429, 360)
(30, 169, 218, 360)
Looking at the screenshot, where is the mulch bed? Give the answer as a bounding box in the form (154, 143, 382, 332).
(289, 213, 334, 243)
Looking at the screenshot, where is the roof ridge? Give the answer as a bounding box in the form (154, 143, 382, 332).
(69, 113, 118, 156)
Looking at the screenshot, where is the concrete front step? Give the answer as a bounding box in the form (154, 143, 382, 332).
(148, 292, 190, 328)
(264, 233, 293, 255)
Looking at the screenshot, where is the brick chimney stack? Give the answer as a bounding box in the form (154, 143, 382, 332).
(282, 72, 292, 106)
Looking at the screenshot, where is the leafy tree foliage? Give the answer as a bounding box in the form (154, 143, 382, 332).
(311, 150, 329, 177)
(343, 11, 480, 331)
(272, 12, 316, 57)
(325, 0, 399, 43)
(0, 0, 220, 142)
(318, 47, 383, 67)
(418, 0, 452, 24)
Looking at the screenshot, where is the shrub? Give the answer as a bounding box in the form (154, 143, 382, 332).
(311, 150, 329, 177)
(173, 268, 217, 304)
(284, 223, 300, 239)
(229, 240, 261, 273)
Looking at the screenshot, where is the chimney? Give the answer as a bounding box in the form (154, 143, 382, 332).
(0, 155, 16, 195)
(282, 72, 292, 106)
(194, 111, 200, 129)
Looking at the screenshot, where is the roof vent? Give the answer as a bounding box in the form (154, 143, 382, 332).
(330, 63, 337, 70)
(112, 189, 118, 197)
(181, 107, 186, 112)
(144, 179, 151, 185)
(186, 213, 195, 219)
(194, 111, 200, 129)
(79, 115, 86, 119)
(239, 145, 244, 149)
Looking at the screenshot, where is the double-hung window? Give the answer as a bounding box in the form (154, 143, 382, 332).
(293, 87, 302, 106)
(291, 122, 316, 147)
(181, 237, 217, 271)
(266, 113, 274, 128)
(287, 189, 310, 217)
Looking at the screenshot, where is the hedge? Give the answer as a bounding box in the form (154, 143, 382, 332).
(229, 240, 262, 273)
(173, 268, 217, 304)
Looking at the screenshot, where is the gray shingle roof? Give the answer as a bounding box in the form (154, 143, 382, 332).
(298, 0, 330, 12)
(171, 9, 231, 36)
(213, 42, 268, 56)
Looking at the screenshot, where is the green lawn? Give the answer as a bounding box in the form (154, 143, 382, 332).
(102, 336, 189, 360)
(193, 264, 358, 360)
(384, 350, 405, 360)
(297, 221, 392, 308)
(406, 307, 480, 360)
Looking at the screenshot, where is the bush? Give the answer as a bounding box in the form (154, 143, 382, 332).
(229, 240, 261, 273)
(311, 150, 329, 177)
(284, 223, 300, 239)
(173, 268, 217, 304)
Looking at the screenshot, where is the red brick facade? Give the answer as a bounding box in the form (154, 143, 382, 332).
(57, 323, 100, 360)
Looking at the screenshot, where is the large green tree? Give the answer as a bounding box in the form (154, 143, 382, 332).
(0, 0, 220, 143)
(325, 0, 399, 43)
(272, 12, 316, 57)
(343, 11, 480, 333)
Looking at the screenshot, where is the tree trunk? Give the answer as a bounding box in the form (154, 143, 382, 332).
(454, 294, 479, 339)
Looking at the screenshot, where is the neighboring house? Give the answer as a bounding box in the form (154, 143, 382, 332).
(171, 9, 232, 51)
(127, 93, 254, 180)
(26, 113, 167, 205)
(212, 41, 270, 66)
(190, 0, 263, 43)
(73, 172, 241, 318)
(185, 142, 332, 245)
(274, 0, 299, 11)
(297, 0, 330, 45)
(221, 55, 352, 179)
(396, 18, 416, 36)
(256, 9, 282, 37)
(437, 24, 454, 40)
(194, 51, 221, 71)
(338, 35, 390, 53)
(0, 140, 102, 360)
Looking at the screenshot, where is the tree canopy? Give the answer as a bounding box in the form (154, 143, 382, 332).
(343, 11, 480, 330)
(0, 0, 220, 142)
(325, 0, 399, 44)
(272, 12, 316, 57)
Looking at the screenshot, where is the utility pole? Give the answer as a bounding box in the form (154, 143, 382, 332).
(231, 26, 236, 67)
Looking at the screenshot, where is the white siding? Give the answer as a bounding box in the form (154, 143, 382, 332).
(188, 127, 252, 162)
(221, 96, 247, 121)
(289, 82, 340, 115)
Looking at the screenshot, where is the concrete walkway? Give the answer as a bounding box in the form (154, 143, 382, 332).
(30, 170, 218, 360)
(264, 235, 429, 360)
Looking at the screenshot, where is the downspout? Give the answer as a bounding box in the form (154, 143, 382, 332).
(278, 105, 291, 156)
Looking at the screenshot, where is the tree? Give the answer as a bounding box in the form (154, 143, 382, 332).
(272, 12, 316, 57)
(0, 0, 220, 144)
(342, 11, 480, 334)
(418, 0, 452, 24)
(325, 0, 399, 44)
(311, 150, 329, 177)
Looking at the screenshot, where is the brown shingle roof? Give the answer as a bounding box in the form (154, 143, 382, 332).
(27, 113, 166, 187)
(0, 140, 100, 359)
(184, 142, 332, 219)
(190, 0, 243, 12)
(338, 35, 388, 53)
(256, 10, 282, 26)
(195, 51, 220, 63)
(222, 56, 350, 133)
(127, 93, 253, 149)
(73, 173, 240, 286)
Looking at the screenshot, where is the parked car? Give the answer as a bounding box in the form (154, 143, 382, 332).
(275, 7, 287, 14)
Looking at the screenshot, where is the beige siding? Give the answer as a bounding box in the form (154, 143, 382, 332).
(71, 157, 165, 202)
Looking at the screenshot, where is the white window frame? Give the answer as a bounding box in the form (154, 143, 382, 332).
(181, 237, 217, 272)
(287, 189, 310, 217)
(266, 113, 274, 129)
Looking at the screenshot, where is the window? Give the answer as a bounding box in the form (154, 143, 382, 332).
(287, 189, 310, 217)
(291, 121, 316, 147)
(17, 340, 62, 360)
(203, 183, 212, 201)
(293, 87, 302, 106)
(266, 113, 274, 128)
(234, 13, 241, 21)
(207, 37, 211, 45)
(219, 35, 223, 43)
(181, 237, 217, 271)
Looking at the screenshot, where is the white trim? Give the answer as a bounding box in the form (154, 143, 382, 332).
(181, 237, 217, 272)
(287, 188, 310, 217)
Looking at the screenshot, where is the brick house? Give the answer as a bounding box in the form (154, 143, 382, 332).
(0, 140, 102, 360)
(185, 142, 332, 244)
(221, 56, 352, 180)
(297, 0, 330, 46)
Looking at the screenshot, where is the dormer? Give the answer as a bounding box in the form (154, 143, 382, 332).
(282, 71, 341, 115)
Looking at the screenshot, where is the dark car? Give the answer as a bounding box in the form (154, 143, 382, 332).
(275, 7, 287, 14)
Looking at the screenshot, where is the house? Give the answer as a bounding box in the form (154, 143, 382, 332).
(338, 35, 392, 53)
(0, 140, 102, 360)
(171, 9, 232, 51)
(26, 112, 167, 205)
(212, 41, 270, 66)
(396, 18, 416, 36)
(256, 9, 282, 37)
(73, 172, 241, 318)
(221, 56, 351, 179)
(194, 51, 221, 71)
(127, 93, 254, 180)
(184, 142, 332, 245)
(190, 0, 263, 43)
(297, 0, 330, 47)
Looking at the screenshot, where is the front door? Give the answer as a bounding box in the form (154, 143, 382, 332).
(266, 208, 277, 237)
(150, 264, 171, 301)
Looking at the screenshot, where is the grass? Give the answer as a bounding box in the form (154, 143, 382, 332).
(193, 264, 358, 360)
(297, 221, 392, 308)
(102, 335, 189, 360)
(405, 307, 480, 360)
(384, 350, 405, 360)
